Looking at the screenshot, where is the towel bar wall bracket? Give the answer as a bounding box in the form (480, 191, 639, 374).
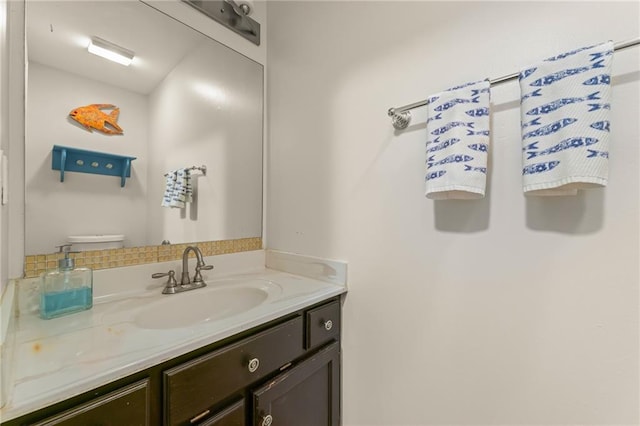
(388, 109, 411, 130)
(51, 145, 137, 187)
(387, 36, 640, 130)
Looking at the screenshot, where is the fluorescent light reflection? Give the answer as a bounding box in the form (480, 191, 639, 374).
(88, 37, 134, 66)
(193, 82, 227, 105)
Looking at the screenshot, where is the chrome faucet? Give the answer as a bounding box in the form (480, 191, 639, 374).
(152, 246, 213, 294)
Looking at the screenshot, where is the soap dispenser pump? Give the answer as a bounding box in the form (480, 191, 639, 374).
(39, 244, 93, 320)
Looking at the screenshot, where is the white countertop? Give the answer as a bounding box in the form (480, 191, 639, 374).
(0, 268, 346, 422)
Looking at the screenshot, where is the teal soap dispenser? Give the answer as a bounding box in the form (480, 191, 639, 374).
(39, 244, 93, 319)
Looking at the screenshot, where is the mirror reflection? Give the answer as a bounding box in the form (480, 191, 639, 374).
(25, 1, 263, 255)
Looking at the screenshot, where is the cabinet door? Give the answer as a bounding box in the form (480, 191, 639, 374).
(252, 342, 340, 426)
(196, 399, 244, 426)
(164, 316, 304, 426)
(31, 379, 150, 426)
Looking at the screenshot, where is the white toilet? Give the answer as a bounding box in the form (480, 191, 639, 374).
(67, 235, 125, 252)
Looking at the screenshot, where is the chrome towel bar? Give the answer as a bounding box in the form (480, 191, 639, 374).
(164, 165, 207, 177)
(388, 37, 640, 130)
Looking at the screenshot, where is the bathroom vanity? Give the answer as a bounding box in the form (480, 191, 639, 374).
(1, 270, 345, 426)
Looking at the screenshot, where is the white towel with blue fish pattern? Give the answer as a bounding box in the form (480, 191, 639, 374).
(425, 80, 491, 199)
(519, 41, 613, 196)
(162, 168, 193, 208)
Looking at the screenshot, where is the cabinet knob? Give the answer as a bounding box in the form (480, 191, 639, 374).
(261, 414, 273, 426)
(324, 319, 333, 331)
(248, 357, 260, 373)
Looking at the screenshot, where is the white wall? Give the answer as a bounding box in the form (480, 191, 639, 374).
(266, 2, 639, 425)
(147, 41, 263, 244)
(3, 0, 24, 282)
(25, 62, 148, 254)
(0, 0, 8, 292)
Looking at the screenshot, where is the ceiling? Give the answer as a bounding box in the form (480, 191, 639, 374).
(26, 1, 206, 95)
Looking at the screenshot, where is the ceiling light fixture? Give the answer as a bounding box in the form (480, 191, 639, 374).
(87, 36, 134, 66)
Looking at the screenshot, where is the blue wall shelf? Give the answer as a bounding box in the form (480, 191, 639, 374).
(52, 145, 137, 187)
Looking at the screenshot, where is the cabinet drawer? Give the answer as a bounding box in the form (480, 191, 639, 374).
(32, 379, 150, 426)
(164, 316, 304, 426)
(306, 300, 340, 349)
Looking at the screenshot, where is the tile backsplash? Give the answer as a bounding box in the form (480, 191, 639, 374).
(24, 237, 262, 278)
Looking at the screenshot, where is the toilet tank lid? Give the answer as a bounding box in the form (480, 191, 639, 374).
(67, 235, 125, 243)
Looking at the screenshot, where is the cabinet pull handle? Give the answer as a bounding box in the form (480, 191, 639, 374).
(189, 409, 210, 423)
(261, 414, 273, 426)
(248, 357, 260, 373)
(324, 319, 333, 331)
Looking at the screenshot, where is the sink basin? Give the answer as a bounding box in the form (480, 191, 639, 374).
(134, 279, 279, 329)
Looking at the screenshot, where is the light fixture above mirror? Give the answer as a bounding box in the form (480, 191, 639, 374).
(87, 36, 134, 66)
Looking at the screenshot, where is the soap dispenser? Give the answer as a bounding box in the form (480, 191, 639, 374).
(39, 244, 93, 319)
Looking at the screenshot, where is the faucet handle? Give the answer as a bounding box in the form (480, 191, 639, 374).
(193, 264, 214, 284)
(152, 270, 179, 294)
(152, 270, 177, 282)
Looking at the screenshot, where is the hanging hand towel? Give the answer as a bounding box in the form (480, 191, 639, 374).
(161, 168, 193, 208)
(425, 79, 491, 199)
(519, 41, 613, 196)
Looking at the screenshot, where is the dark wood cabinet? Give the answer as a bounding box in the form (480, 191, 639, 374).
(163, 316, 305, 425)
(31, 379, 150, 426)
(253, 341, 340, 426)
(195, 399, 244, 426)
(306, 300, 340, 350)
(2, 297, 341, 426)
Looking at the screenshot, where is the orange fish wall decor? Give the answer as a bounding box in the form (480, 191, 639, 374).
(69, 104, 124, 135)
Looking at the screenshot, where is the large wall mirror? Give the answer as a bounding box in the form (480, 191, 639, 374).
(25, 1, 263, 255)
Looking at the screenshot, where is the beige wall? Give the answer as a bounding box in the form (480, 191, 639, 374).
(146, 42, 263, 245)
(0, 0, 8, 292)
(25, 62, 149, 254)
(2, 0, 25, 286)
(266, 2, 639, 424)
